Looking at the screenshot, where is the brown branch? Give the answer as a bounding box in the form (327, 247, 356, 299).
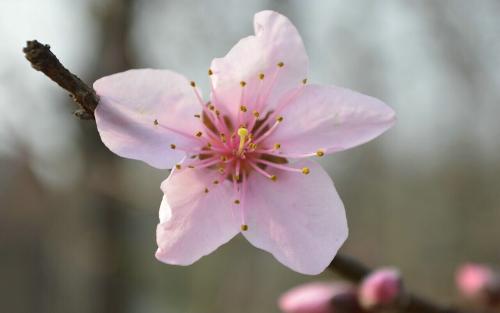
(23, 40, 99, 120)
(330, 254, 468, 313)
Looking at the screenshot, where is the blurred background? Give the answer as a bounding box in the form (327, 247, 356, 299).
(1, 0, 500, 312)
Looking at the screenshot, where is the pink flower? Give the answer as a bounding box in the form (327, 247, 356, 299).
(358, 268, 402, 309)
(456, 264, 493, 299)
(93, 11, 395, 274)
(279, 282, 359, 313)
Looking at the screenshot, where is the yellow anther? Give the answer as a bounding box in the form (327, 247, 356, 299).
(208, 68, 213, 76)
(253, 110, 260, 118)
(233, 174, 240, 181)
(270, 175, 277, 181)
(213, 180, 219, 185)
(215, 110, 220, 116)
(195, 131, 203, 137)
(220, 155, 228, 161)
(240, 81, 246, 87)
(274, 143, 281, 150)
(204, 187, 209, 193)
(234, 199, 240, 204)
(218, 167, 226, 174)
(241, 224, 249, 231)
(220, 134, 226, 143)
(206, 142, 212, 149)
(302, 167, 310, 175)
(208, 104, 215, 111)
(316, 149, 325, 157)
(190, 81, 196, 87)
(194, 114, 201, 118)
(276, 116, 284, 123)
(259, 72, 265, 80)
(237, 127, 249, 155)
(302, 78, 308, 84)
(240, 105, 248, 112)
(153, 119, 159, 126)
(170, 144, 176, 150)
(277, 61, 284, 67)
(248, 143, 257, 150)
(175, 164, 181, 170)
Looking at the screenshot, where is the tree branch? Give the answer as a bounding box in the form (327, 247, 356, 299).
(23, 40, 98, 120)
(330, 254, 467, 313)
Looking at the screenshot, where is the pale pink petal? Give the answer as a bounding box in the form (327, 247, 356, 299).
(155, 165, 240, 265)
(242, 160, 347, 275)
(210, 10, 308, 118)
(267, 84, 396, 156)
(94, 69, 203, 169)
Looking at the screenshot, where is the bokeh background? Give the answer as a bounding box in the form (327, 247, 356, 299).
(1, 0, 500, 312)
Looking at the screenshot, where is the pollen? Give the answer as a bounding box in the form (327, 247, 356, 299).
(302, 167, 310, 175)
(190, 81, 196, 87)
(234, 199, 240, 205)
(270, 175, 277, 182)
(195, 131, 203, 137)
(175, 164, 182, 170)
(240, 81, 246, 87)
(170, 144, 176, 150)
(276, 116, 284, 123)
(316, 149, 325, 157)
(233, 174, 240, 181)
(153, 119, 159, 126)
(258, 72, 265, 80)
(274, 143, 281, 150)
(241, 224, 249, 231)
(208, 68, 213, 76)
(248, 143, 257, 150)
(253, 110, 260, 118)
(240, 105, 248, 112)
(277, 61, 285, 67)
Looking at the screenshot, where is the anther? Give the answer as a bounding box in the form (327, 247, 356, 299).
(208, 68, 213, 76)
(274, 143, 281, 150)
(215, 110, 220, 116)
(233, 174, 240, 181)
(188, 165, 195, 169)
(194, 114, 201, 118)
(253, 110, 260, 118)
(220, 155, 228, 161)
(234, 199, 240, 204)
(240, 105, 248, 112)
(175, 164, 182, 170)
(302, 167, 310, 175)
(270, 175, 277, 182)
(241, 224, 249, 231)
(218, 168, 225, 174)
(248, 143, 257, 150)
(213, 180, 219, 185)
(316, 149, 325, 157)
(277, 61, 284, 67)
(302, 78, 308, 84)
(259, 73, 265, 80)
(276, 116, 284, 122)
(170, 144, 176, 150)
(153, 119, 159, 126)
(220, 133, 227, 143)
(195, 131, 203, 137)
(240, 81, 247, 87)
(204, 187, 209, 193)
(206, 142, 212, 149)
(208, 104, 215, 111)
(190, 81, 196, 87)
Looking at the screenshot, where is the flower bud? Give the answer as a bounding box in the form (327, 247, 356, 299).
(358, 268, 402, 310)
(456, 263, 500, 304)
(279, 282, 361, 313)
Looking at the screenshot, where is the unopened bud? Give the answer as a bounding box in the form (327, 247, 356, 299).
(456, 263, 500, 304)
(279, 282, 361, 313)
(358, 268, 402, 310)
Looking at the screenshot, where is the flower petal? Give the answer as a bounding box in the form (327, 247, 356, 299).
(210, 10, 308, 118)
(156, 165, 240, 265)
(242, 159, 347, 275)
(267, 84, 396, 156)
(94, 69, 203, 169)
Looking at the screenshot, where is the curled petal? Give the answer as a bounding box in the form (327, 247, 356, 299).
(267, 84, 396, 156)
(156, 165, 239, 265)
(242, 160, 348, 275)
(95, 69, 203, 169)
(210, 10, 308, 118)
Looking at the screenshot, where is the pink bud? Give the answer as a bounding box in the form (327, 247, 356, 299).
(279, 282, 360, 313)
(358, 268, 402, 310)
(456, 263, 497, 302)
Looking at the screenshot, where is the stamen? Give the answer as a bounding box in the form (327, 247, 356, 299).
(274, 143, 281, 150)
(241, 224, 249, 231)
(248, 161, 277, 181)
(253, 117, 283, 145)
(255, 158, 310, 175)
(170, 144, 176, 150)
(316, 149, 325, 157)
(175, 164, 181, 170)
(240, 105, 248, 112)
